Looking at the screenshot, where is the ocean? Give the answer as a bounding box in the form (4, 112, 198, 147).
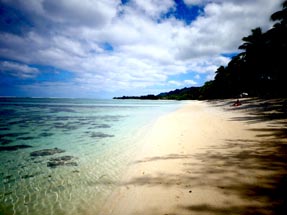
(0, 98, 183, 215)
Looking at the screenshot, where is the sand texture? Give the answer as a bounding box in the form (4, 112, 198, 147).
(100, 99, 287, 215)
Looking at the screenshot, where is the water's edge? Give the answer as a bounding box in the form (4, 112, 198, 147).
(0, 98, 185, 215)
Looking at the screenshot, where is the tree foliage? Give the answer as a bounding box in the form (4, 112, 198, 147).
(202, 0, 287, 98)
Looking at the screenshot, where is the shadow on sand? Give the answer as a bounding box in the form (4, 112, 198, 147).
(118, 99, 287, 215)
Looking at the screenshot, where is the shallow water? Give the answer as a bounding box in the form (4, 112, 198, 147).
(0, 98, 183, 215)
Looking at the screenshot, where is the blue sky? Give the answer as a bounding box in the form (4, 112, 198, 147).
(0, 0, 283, 98)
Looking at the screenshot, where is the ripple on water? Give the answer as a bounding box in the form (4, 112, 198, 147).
(0, 98, 181, 215)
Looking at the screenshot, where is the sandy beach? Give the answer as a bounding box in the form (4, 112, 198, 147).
(100, 99, 286, 215)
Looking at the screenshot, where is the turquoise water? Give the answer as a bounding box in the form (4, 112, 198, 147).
(0, 98, 183, 215)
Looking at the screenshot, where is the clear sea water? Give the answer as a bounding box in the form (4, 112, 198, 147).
(0, 98, 183, 215)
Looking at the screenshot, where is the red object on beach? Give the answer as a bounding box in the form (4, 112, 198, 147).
(233, 99, 241, 106)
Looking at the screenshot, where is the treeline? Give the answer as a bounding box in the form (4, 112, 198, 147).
(113, 94, 159, 100)
(201, 0, 287, 99)
(115, 1, 287, 100)
(113, 87, 200, 100)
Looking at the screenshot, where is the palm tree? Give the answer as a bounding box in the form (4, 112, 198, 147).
(271, 0, 287, 26)
(238, 27, 271, 95)
(239, 28, 264, 52)
(267, 0, 287, 95)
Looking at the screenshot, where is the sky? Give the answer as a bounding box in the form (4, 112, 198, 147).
(0, 0, 283, 98)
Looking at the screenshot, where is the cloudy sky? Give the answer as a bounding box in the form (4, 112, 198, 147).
(0, 0, 283, 98)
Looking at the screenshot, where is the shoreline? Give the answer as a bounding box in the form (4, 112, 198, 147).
(100, 99, 287, 215)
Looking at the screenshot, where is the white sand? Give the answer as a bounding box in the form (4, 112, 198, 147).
(100, 100, 286, 215)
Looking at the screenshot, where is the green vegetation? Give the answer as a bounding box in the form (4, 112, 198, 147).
(157, 87, 200, 100)
(200, 0, 287, 99)
(113, 94, 159, 100)
(115, 1, 287, 100)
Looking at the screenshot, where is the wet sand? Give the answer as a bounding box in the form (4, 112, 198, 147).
(100, 99, 287, 215)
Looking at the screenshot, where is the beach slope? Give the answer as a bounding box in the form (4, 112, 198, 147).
(101, 100, 286, 215)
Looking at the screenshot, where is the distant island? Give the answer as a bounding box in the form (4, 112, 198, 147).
(113, 87, 200, 100)
(115, 1, 287, 100)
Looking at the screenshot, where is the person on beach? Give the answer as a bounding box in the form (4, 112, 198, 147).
(233, 99, 241, 106)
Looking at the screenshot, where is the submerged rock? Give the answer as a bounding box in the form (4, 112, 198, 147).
(49, 108, 76, 113)
(94, 124, 111, 129)
(47, 156, 78, 168)
(30, 148, 65, 157)
(90, 132, 114, 138)
(0, 132, 29, 138)
(39, 132, 54, 137)
(17, 136, 36, 140)
(21, 174, 36, 179)
(0, 139, 13, 145)
(0, 144, 32, 152)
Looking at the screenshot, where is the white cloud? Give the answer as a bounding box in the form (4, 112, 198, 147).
(132, 0, 175, 19)
(168, 79, 197, 87)
(183, 0, 205, 6)
(0, 61, 39, 79)
(0, 0, 283, 96)
(184, 79, 197, 85)
(206, 73, 215, 81)
(194, 74, 201, 80)
(176, 0, 283, 59)
(42, 0, 118, 27)
(168, 80, 182, 86)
